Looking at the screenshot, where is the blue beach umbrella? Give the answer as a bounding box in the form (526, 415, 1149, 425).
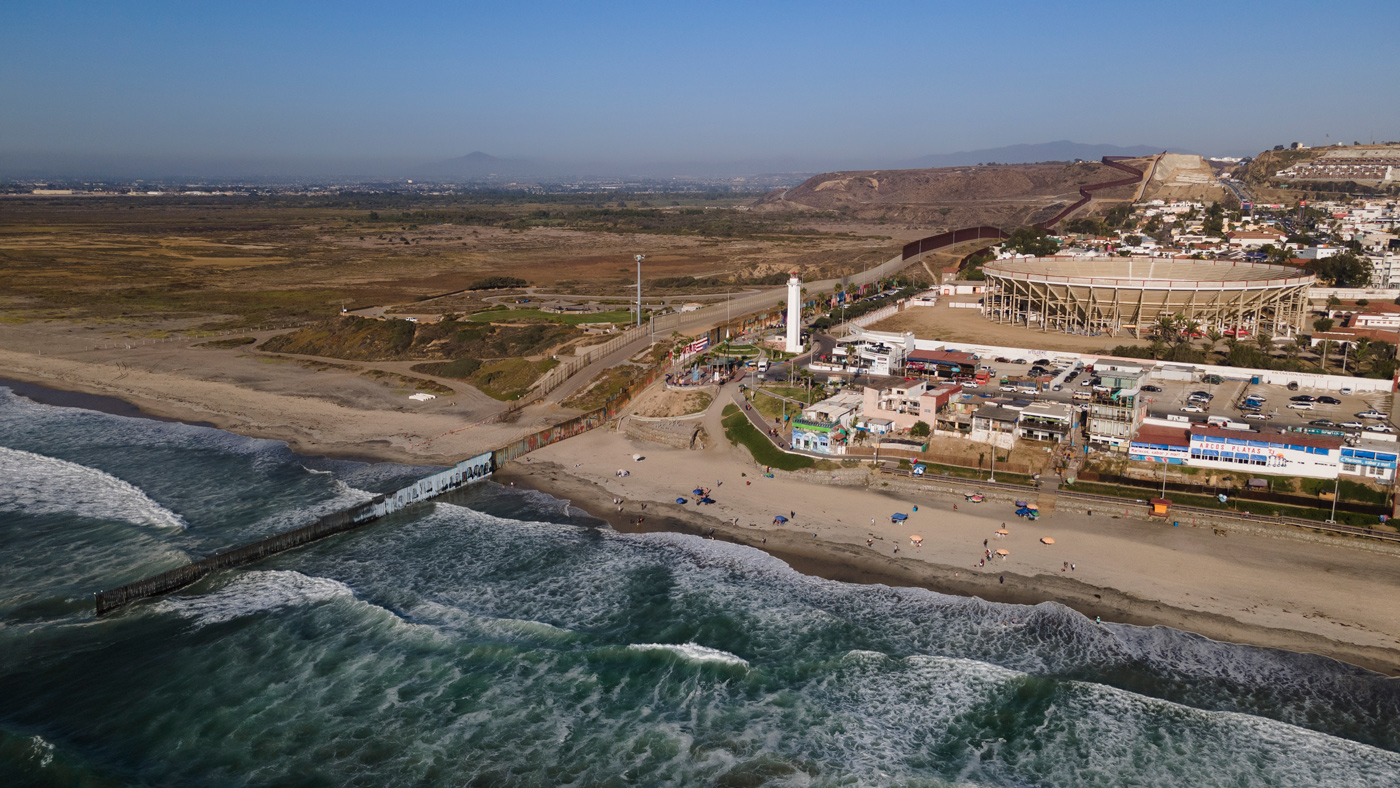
(773, 515, 788, 523)
(891, 513, 909, 522)
(676, 498, 688, 504)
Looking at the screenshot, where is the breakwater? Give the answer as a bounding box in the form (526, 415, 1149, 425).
(94, 451, 494, 615)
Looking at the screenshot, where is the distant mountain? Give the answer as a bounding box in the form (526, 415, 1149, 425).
(417, 151, 540, 180)
(903, 141, 1171, 168)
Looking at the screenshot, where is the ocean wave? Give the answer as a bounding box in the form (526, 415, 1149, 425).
(628, 642, 750, 667)
(155, 570, 355, 627)
(0, 446, 186, 529)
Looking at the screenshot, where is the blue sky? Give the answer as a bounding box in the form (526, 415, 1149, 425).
(2, 0, 1397, 174)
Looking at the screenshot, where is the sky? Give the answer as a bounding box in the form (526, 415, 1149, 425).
(2, 0, 1398, 178)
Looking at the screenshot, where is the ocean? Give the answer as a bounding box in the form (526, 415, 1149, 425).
(1, 383, 1398, 787)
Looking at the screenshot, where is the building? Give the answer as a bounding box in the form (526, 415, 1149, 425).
(1226, 230, 1288, 248)
(860, 381, 961, 432)
(1087, 364, 1148, 450)
(1017, 402, 1075, 443)
(791, 418, 840, 454)
(801, 391, 864, 429)
(1187, 426, 1340, 479)
(1129, 425, 1192, 464)
(971, 404, 1019, 450)
(1339, 442, 1399, 483)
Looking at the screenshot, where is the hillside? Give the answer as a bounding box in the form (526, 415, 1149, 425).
(757, 160, 1147, 228)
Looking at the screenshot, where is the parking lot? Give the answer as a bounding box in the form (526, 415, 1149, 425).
(948, 356, 1396, 437)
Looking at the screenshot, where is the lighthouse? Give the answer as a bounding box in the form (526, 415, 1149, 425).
(785, 272, 802, 354)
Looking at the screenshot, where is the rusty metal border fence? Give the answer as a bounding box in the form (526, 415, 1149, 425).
(492, 360, 669, 466)
(901, 226, 1009, 261)
(1035, 155, 1154, 230)
(94, 454, 493, 615)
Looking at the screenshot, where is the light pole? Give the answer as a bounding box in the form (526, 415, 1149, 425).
(635, 254, 645, 327)
(1328, 474, 1340, 523)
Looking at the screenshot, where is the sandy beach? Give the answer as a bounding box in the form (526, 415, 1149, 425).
(510, 411, 1400, 676)
(5, 344, 1400, 675)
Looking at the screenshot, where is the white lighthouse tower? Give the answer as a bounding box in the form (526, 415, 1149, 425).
(785, 271, 803, 354)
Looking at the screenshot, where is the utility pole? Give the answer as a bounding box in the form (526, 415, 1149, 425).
(1328, 474, 1340, 523)
(635, 255, 645, 328)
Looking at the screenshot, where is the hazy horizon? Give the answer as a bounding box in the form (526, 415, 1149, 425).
(3, 0, 1397, 180)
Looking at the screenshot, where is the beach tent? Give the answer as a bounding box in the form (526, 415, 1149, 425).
(891, 513, 909, 522)
(1040, 537, 1055, 545)
(773, 515, 788, 523)
(995, 549, 1009, 556)
(909, 535, 922, 544)
(996, 529, 1009, 535)
(699, 497, 716, 504)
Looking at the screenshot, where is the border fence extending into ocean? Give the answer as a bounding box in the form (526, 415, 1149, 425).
(94, 356, 673, 616)
(93, 452, 494, 615)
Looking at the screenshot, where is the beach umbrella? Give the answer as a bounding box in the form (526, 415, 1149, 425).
(891, 512, 908, 522)
(699, 497, 715, 504)
(774, 515, 788, 523)
(909, 535, 922, 542)
(633, 454, 643, 461)
(1015, 500, 1028, 508)
(996, 529, 1009, 535)
(996, 548, 1009, 556)
(676, 497, 688, 504)
(694, 488, 706, 495)
(1040, 537, 1055, 545)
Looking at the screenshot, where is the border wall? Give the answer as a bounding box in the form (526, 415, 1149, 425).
(94, 452, 494, 615)
(1035, 155, 1153, 230)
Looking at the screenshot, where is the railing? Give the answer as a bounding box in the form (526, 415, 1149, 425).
(877, 468, 1400, 544)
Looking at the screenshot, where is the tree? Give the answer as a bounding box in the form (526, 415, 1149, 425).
(1154, 314, 1179, 344)
(1004, 226, 1060, 257)
(1327, 294, 1342, 310)
(1313, 317, 1335, 333)
(911, 421, 931, 438)
(1202, 202, 1225, 235)
(1205, 328, 1224, 357)
(1353, 337, 1372, 371)
(1308, 252, 1372, 288)
(1254, 329, 1274, 357)
(1357, 299, 1370, 307)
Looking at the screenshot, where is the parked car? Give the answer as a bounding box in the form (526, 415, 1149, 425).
(1317, 396, 1341, 405)
(1000, 385, 1018, 392)
(1357, 410, 1386, 419)
(994, 357, 1010, 363)
(1052, 384, 1063, 391)
(1243, 413, 1270, 420)
(1308, 420, 1337, 427)
(1289, 395, 1316, 402)
(1287, 402, 1315, 410)
(1180, 405, 1205, 413)
(1092, 385, 1110, 393)
(1340, 386, 1354, 395)
(1190, 390, 1212, 399)
(1371, 425, 1397, 434)
(1141, 385, 1162, 392)
(1080, 379, 1093, 386)
(1011, 358, 1028, 364)
(1340, 421, 1364, 429)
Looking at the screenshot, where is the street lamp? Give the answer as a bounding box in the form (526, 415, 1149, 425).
(634, 254, 645, 327)
(1327, 474, 1340, 524)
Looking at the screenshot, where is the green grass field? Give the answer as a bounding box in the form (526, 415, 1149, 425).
(721, 404, 813, 471)
(469, 308, 634, 325)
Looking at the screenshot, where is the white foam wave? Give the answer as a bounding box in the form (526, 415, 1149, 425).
(628, 642, 750, 667)
(0, 446, 186, 529)
(156, 570, 354, 627)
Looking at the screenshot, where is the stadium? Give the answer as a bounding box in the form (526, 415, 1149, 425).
(980, 257, 1315, 338)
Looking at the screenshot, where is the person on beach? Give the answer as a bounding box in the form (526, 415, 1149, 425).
(867, 539, 873, 547)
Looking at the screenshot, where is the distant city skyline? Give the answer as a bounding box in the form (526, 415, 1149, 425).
(3, 0, 1397, 178)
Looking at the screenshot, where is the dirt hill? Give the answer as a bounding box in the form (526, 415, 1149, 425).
(757, 160, 1146, 229)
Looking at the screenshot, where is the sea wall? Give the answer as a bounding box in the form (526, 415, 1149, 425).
(622, 417, 706, 450)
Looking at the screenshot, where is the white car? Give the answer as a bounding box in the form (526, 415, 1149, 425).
(1243, 413, 1270, 420)
(1340, 421, 1364, 429)
(1286, 402, 1314, 410)
(1369, 424, 1397, 434)
(1000, 385, 1018, 392)
(1180, 405, 1205, 413)
(1357, 410, 1386, 419)
(1080, 379, 1093, 386)
(1092, 385, 1110, 393)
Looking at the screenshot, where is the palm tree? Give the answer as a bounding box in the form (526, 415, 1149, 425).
(1181, 319, 1203, 349)
(1149, 339, 1167, 360)
(1205, 328, 1224, 358)
(1254, 329, 1274, 356)
(1154, 315, 1178, 344)
(1353, 337, 1372, 372)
